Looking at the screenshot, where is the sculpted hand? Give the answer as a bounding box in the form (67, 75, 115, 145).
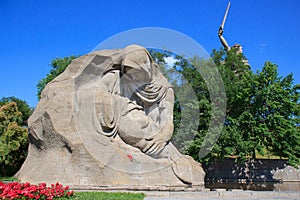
(218, 26, 224, 36)
(142, 133, 168, 155)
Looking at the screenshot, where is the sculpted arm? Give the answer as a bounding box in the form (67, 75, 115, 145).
(218, 27, 231, 52)
(160, 88, 174, 142)
(143, 87, 174, 155)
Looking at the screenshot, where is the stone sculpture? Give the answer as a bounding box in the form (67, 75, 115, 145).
(218, 2, 242, 53)
(218, 27, 243, 54)
(17, 45, 205, 189)
(218, 2, 249, 66)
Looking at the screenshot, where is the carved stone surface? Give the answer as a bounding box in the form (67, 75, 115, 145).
(17, 45, 205, 189)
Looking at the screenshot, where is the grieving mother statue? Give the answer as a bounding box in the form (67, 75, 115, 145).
(17, 45, 205, 189)
(95, 45, 175, 156)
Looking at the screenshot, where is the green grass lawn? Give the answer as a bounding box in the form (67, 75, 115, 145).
(64, 192, 145, 200)
(0, 177, 18, 181)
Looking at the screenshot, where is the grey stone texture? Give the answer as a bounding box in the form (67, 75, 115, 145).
(17, 45, 205, 189)
(204, 158, 300, 182)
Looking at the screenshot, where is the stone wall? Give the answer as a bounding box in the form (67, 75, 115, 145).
(203, 158, 300, 182)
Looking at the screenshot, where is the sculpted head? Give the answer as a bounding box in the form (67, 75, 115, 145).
(232, 44, 243, 54)
(121, 45, 153, 83)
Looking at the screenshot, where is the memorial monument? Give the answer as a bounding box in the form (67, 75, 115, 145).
(17, 45, 205, 189)
(218, 2, 249, 66)
(218, 2, 243, 53)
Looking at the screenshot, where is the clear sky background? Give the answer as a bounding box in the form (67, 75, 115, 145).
(1, 0, 299, 107)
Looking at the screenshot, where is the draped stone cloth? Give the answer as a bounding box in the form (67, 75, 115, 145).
(17, 45, 205, 189)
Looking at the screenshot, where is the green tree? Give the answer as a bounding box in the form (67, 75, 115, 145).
(173, 55, 213, 153)
(0, 97, 33, 126)
(248, 62, 299, 164)
(0, 102, 28, 176)
(37, 55, 78, 100)
(205, 48, 254, 161)
(200, 48, 300, 166)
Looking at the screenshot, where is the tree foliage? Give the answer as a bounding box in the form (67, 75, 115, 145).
(190, 48, 299, 166)
(0, 97, 33, 126)
(0, 102, 28, 176)
(245, 62, 299, 164)
(37, 55, 78, 100)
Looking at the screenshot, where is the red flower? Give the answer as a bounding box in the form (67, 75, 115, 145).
(0, 181, 73, 200)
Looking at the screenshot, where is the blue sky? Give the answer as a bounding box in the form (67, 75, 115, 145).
(1, 0, 299, 107)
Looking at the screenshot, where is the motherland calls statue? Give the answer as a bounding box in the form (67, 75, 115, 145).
(17, 45, 205, 189)
(218, 2, 249, 66)
(218, 2, 242, 54)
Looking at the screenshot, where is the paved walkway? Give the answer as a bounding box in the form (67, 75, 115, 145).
(71, 187, 300, 199)
(143, 190, 300, 200)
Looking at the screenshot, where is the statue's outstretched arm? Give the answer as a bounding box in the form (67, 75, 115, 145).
(218, 27, 231, 52)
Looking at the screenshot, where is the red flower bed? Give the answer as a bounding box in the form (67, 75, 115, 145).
(0, 181, 73, 200)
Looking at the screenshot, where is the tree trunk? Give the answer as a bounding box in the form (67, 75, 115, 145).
(252, 149, 256, 159)
(0, 163, 6, 177)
